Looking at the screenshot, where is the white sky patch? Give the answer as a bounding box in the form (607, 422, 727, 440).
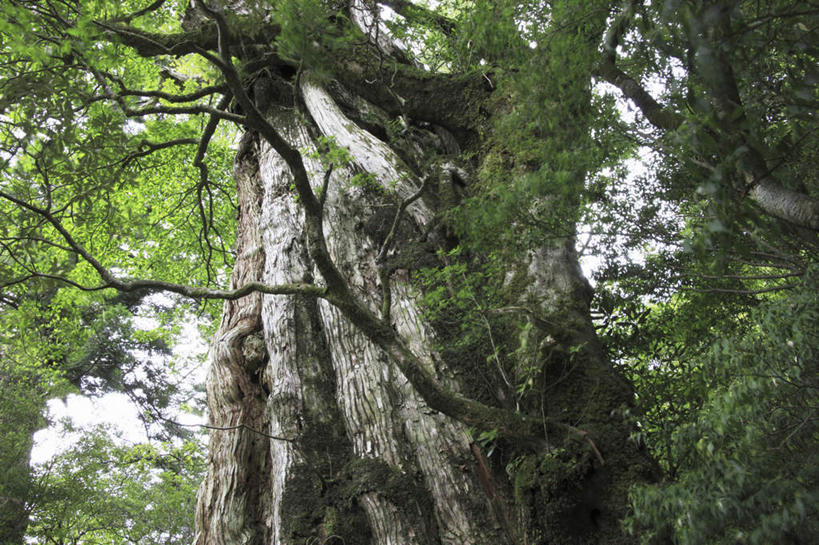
(31, 393, 145, 464)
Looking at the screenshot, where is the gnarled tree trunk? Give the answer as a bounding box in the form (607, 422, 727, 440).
(192, 4, 656, 545)
(192, 77, 654, 545)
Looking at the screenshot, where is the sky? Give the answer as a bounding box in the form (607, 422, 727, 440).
(31, 310, 209, 465)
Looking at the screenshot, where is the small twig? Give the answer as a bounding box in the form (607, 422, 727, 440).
(319, 163, 334, 209)
(463, 272, 514, 401)
(376, 176, 430, 263)
(153, 414, 295, 442)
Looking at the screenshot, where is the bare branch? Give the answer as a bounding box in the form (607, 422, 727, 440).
(122, 102, 245, 124)
(97, 21, 231, 58)
(86, 66, 244, 124)
(597, 2, 819, 231)
(0, 234, 74, 253)
(696, 272, 804, 281)
(691, 7, 819, 231)
(105, 0, 167, 25)
(0, 189, 326, 301)
(118, 83, 229, 104)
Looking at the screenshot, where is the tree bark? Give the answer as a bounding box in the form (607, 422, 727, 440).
(193, 58, 655, 542)
(195, 85, 509, 544)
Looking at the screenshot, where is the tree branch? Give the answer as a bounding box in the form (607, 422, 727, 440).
(120, 137, 199, 167)
(378, 0, 456, 35)
(595, 1, 683, 131)
(0, 189, 327, 301)
(118, 83, 229, 104)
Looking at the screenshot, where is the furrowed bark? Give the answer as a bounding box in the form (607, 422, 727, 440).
(194, 131, 272, 545)
(195, 82, 513, 542)
(189, 4, 655, 544)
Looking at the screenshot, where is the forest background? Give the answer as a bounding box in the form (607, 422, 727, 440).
(0, 0, 817, 544)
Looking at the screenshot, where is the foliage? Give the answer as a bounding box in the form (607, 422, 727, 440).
(0, 1, 229, 541)
(29, 427, 205, 545)
(273, 0, 354, 72)
(414, 247, 520, 404)
(625, 271, 819, 544)
(0, 0, 238, 306)
(453, 0, 627, 254)
(0, 282, 204, 542)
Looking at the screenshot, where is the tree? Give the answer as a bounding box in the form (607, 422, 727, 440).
(1, 1, 816, 544)
(27, 427, 205, 545)
(0, 277, 192, 541)
(624, 276, 819, 544)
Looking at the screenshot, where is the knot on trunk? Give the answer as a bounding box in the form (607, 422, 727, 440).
(241, 332, 267, 373)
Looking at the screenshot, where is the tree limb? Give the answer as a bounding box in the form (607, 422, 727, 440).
(595, 1, 683, 131)
(378, 0, 456, 35)
(117, 83, 229, 104)
(0, 189, 327, 301)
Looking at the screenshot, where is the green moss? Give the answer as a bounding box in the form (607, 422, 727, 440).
(513, 455, 539, 504)
(280, 463, 325, 539)
(280, 454, 441, 543)
(280, 461, 372, 543)
(337, 458, 431, 514)
(322, 506, 337, 536)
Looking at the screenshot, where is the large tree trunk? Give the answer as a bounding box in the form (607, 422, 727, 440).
(195, 84, 507, 545)
(186, 2, 656, 541)
(192, 63, 655, 543)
